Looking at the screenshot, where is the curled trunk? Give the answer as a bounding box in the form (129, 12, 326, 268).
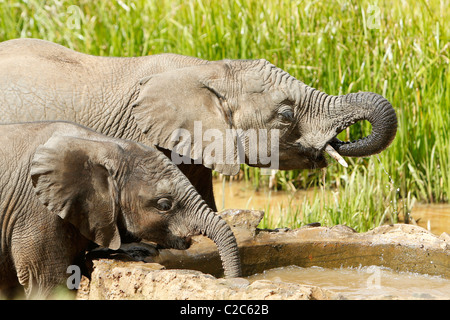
(329, 92, 397, 157)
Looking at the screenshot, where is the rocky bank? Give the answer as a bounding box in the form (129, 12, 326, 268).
(77, 209, 450, 300)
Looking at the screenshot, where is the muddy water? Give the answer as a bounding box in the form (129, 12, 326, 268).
(412, 203, 450, 236)
(214, 178, 450, 299)
(213, 178, 316, 212)
(213, 178, 450, 235)
(248, 265, 450, 299)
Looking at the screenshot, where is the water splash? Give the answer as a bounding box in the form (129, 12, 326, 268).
(376, 154, 397, 189)
(376, 155, 401, 223)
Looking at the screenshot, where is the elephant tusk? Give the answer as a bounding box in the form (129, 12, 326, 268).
(325, 144, 348, 168)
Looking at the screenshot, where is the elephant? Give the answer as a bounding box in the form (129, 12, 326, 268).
(0, 121, 241, 298)
(0, 38, 397, 210)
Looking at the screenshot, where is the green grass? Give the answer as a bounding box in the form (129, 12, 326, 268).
(0, 0, 448, 231)
(258, 161, 414, 232)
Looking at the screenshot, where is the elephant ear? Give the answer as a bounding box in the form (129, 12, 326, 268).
(30, 135, 122, 250)
(131, 62, 241, 176)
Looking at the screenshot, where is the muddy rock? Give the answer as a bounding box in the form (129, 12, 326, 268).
(219, 209, 264, 235)
(81, 210, 449, 300)
(148, 217, 449, 278)
(78, 259, 342, 300)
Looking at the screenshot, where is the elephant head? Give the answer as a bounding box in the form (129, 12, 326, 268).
(30, 135, 241, 278)
(132, 59, 397, 174)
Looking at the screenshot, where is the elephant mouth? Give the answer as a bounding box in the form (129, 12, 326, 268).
(297, 141, 348, 169)
(311, 143, 348, 169)
(308, 153, 328, 169)
(293, 143, 328, 169)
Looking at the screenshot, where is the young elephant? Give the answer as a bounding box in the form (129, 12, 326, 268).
(0, 121, 241, 298)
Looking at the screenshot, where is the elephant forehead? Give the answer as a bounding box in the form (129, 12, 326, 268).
(155, 179, 172, 194)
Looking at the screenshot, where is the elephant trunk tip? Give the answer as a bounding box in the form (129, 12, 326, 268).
(192, 206, 242, 278)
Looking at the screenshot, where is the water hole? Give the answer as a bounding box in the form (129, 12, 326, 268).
(212, 177, 449, 299)
(247, 265, 450, 299)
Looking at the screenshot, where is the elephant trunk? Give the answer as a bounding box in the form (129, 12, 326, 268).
(185, 188, 242, 278)
(328, 92, 397, 157)
(197, 208, 242, 278)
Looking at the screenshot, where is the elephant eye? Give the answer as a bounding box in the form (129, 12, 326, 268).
(156, 198, 172, 212)
(278, 107, 294, 122)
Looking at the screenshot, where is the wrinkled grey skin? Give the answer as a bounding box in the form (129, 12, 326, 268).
(0, 38, 397, 210)
(0, 121, 241, 298)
